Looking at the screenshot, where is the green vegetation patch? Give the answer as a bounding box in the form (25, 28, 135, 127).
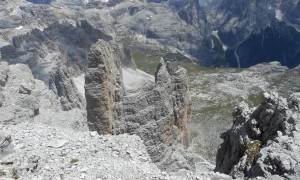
(132, 48, 161, 75)
(70, 159, 79, 164)
(131, 46, 220, 76)
(247, 92, 264, 108)
(193, 102, 237, 121)
(246, 140, 262, 166)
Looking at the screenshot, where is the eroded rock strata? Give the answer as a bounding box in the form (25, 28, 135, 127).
(85, 40, 125, 135)
(85, 40, 194, 172)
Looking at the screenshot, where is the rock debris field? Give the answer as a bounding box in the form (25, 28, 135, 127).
(1, 122, 171, 180)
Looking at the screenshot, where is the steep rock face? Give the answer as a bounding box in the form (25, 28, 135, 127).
(123, 59, 193, 172)
(85, 41, 194, 172)
(26, 0, 90, 5)
(110, 0, 219, 65)
(85, 40, 125, 135)
(215, 92, 300, 179)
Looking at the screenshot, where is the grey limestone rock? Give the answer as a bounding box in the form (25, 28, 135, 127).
(0, 61, 9, 87)
(0, 130, 12, 157)
(0, 93, 4, 107)
(215, 92, 300, 179)
(85, 39, 125, 135)
(19, 83, 32, 95)
(124, 59, 194, 172)
(0, 122, 196, 180)
(85, 40, 194, 172)
(49, 68, 85, 111)
(0, 62, 8, 108)
(0, 64, 41, 124)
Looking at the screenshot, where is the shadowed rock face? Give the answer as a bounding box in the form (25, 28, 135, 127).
(226, 21, 300, 68)
(215, 92, 300, 179)
(211, 0, 300, 68)
(85, 40, 194, 172)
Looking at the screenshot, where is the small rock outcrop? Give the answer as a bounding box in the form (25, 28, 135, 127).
(85, 40, 194, 172)
(0, 62, 9, 108)
(0, 130, 12, 158)
(0, 64, 41, 124)
(215, 92, 300, 179)
(0, 62, 9, 88)
(49, 68, 85, 111)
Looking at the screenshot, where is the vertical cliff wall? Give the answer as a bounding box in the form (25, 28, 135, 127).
(85, 40, 125, 135)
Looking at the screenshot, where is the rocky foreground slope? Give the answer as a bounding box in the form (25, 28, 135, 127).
(0, 123, 166, 179)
